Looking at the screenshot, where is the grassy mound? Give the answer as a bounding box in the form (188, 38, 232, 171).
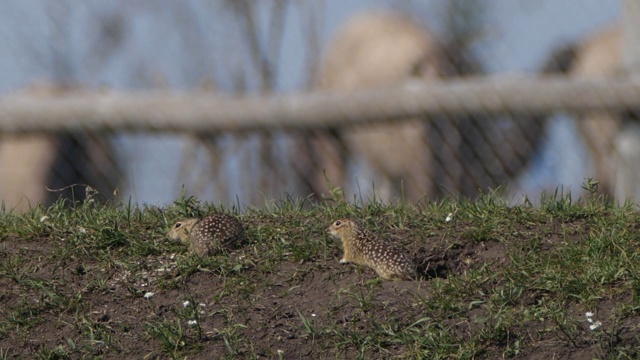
(1, 188, 639, 359)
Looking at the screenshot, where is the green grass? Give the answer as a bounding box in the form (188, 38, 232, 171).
(0, 182, 639, 358)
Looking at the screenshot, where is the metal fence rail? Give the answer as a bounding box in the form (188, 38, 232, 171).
(1, 76, 640, 133)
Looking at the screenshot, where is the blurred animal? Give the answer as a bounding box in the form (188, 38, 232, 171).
(568, 26, 625, 197)
(298, 11, 443, 201)
(536, 24, 640, 199)
(295, 10, 547, 202)
(0, 85, 121, 211)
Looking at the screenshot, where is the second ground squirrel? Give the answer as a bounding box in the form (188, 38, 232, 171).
(167, 213, 246, 256)
(328, 218, 415, 281)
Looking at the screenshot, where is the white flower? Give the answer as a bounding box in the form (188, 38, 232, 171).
(143, 292, 154, 299)
(589, 321, 602, 331)
(585, 311, 594, 318)
(78, 227, 87, 234)
(445, 213, 453, 222)
(187, 320, 198, 327)
(311, 313, 316, 317)
(183, 301, 191, 307)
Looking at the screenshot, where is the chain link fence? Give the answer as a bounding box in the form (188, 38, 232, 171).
(0, 1, 634, 211)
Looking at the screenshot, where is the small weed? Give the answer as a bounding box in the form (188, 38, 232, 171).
(36, 344, 71, 360)
(298, 312, 318, 344)
(216, 323, 248, 357)
(145, 318, 190, 355)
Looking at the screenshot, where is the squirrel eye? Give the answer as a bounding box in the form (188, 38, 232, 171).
(174, 222, 182, 229)
(335, 220, 341, 226)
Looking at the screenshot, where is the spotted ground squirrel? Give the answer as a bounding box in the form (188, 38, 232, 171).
(167, 214, 246, 256)
(328, 218, 415, 281)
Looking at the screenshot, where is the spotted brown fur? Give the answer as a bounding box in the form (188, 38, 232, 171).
(328, 218, 415, 281)
(167, 214, 246, 256)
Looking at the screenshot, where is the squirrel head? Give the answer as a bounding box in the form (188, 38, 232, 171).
(167, 218, 198, 243)
(328, 218, 357, 238)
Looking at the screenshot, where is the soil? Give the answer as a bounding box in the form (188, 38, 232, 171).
(0, 216, 637, 359)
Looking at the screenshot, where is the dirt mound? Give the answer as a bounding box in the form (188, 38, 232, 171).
(0, 202, 638, 358)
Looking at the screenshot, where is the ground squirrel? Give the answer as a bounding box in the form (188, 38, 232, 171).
(167, 214, 246, 256)
(328, 219, 415, 281)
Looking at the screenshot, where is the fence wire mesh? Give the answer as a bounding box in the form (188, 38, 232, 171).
(0, 1, 634, 211)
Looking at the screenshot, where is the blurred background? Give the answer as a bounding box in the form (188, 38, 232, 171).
(0, 0, 634, 211)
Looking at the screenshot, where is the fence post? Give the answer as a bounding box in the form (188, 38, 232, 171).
(615, 0, 640, 200)
(622, 0, 640, 73)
